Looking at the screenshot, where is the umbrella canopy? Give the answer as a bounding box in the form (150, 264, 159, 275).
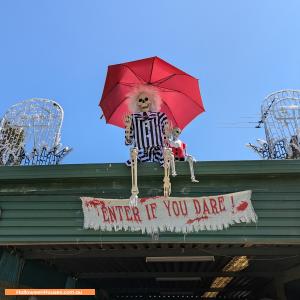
(99, 56, 204, 129)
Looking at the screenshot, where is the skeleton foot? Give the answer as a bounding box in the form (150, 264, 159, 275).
(191, 177, 199, 183)
(164, 181, 171, 197)
(129, 194, 138, 207)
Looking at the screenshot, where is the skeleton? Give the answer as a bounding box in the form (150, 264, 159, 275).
(124, 85, 173, 205)
(0, 98, 71, 166)
(247, 90, 300, 160)
(168, 127, 199, 183)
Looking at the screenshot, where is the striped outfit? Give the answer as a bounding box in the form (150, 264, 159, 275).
(125, 112, 168, 166)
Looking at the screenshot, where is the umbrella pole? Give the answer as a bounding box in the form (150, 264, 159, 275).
(186, 155, 199, 183)
(129, 147, 139, 206)
(163, 147, 172, 197)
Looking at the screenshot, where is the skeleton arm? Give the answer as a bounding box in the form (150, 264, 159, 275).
(162, 117, 172, 147)
(124, 114, 133, 145)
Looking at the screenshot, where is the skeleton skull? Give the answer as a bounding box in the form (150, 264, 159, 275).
(172, 127, 182, 140)
(137, 92, 151, 112)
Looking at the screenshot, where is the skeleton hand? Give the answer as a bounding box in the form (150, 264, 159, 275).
(123, 114, 132, 129)
(164, 121, 172, 139)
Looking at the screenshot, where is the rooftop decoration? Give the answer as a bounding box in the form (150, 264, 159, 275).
(247, 90, 300, 159)
(99, 57, 204, 203)
(81, 190, 257, 234)
(0, 98, 71, 166)
(169, 126, 199, 183)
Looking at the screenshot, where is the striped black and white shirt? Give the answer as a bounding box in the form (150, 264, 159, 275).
(125, 112, 168, 149)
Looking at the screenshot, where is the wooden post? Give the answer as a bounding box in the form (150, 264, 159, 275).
(274, 276, 287, 300)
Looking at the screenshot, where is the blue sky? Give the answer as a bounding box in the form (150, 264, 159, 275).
(1, 0, 300, 164)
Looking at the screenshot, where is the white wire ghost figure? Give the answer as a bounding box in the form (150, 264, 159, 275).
(247, 90, 300, 160)
(0, 120, 25, 165)
(168, 127, 199, 182)
(0, 98, 71, 166)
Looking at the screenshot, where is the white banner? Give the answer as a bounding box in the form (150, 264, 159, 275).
(81, 190, 257, 233)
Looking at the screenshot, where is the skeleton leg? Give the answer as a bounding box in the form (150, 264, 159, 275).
(170, 152, 177, 177)
(186, 155, 199, 183)
(163, 147, 172, 197)
(129, 147, 139, 206)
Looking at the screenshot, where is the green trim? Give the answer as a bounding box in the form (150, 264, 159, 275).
(0, 160, 300, 181)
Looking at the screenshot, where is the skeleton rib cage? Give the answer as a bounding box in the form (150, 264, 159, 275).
(0, 98, 71, 166)
(248, 90, 300, 160)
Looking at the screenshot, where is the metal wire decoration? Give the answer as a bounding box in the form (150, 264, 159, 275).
(0, 98, 71, 166)
(247, 90, 300, 159)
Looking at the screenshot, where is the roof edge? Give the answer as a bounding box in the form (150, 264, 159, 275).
(0, 160, 300, 180)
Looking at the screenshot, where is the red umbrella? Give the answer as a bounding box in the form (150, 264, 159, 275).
(99, 56, 204, 130)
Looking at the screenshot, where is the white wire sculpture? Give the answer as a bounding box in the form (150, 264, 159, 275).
(0, 98, 71, 166)
(247, 90, 300, 160)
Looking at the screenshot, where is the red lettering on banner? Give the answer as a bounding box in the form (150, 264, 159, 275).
(203, 198, 211, 215)
(108, 206, 117, 222)
(82, 191, 255, 231)
(172, 201, 180, 216)
(145, 203, 157, 220)
(179, 200, 188, 216)
(230, 195, 235, 213)
(164, 200, 188, 217)
(101, 206, 109, 222)
(209, 198, 219, 214)
(218, 196, 226, 212)
(115, 206, 124, 221)
(132, 207, 142, 222)
(145, 204, 151, 220)
(124, 206, 133, 221)
(193, 199, 201, 214)
(102, 206, 142, 223)
(150, 203, 157, 219)
(163, 201, 172, 216)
